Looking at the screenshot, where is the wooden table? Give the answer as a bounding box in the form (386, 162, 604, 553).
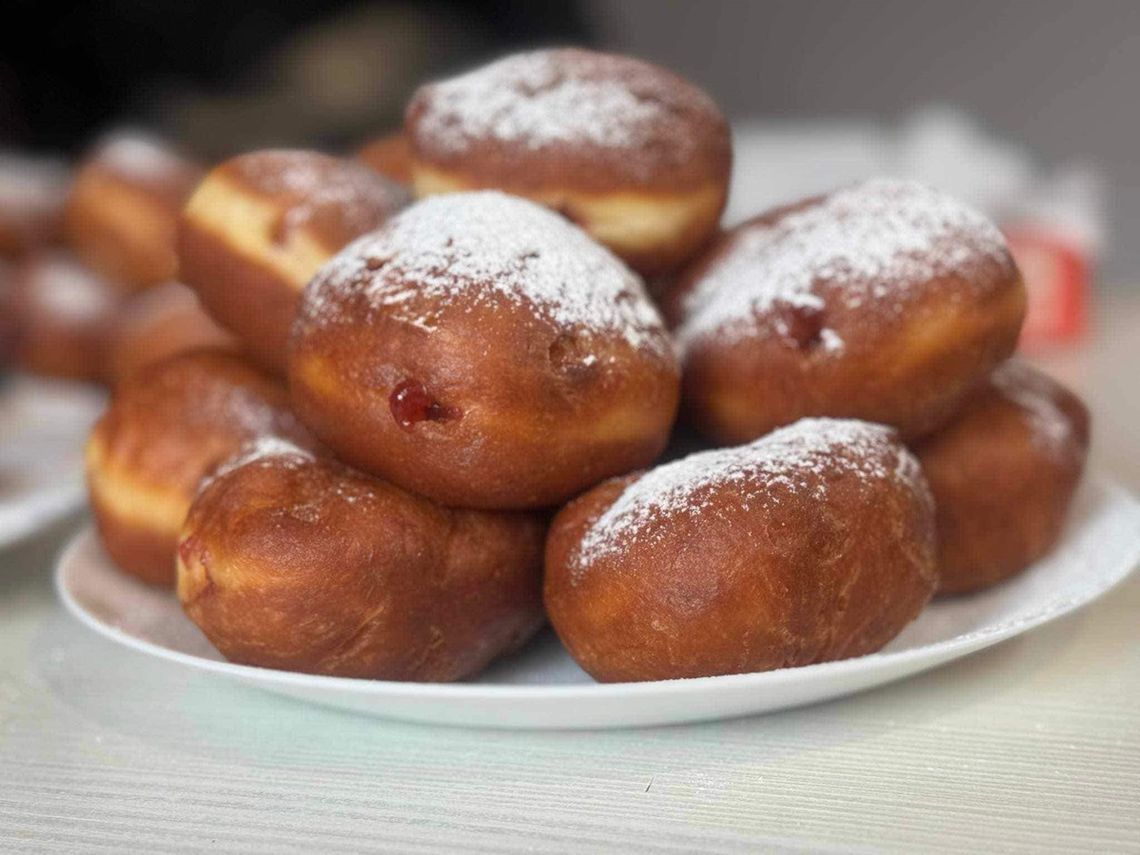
(1, 299, 1137, 854)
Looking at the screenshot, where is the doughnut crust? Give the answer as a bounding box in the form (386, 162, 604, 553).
(9, 253, 119, 382)
(288, 191, 679, 509)
(545, 418, 938, 682)
(669, 179, 1027, 443)
(0, 260, 16, 367)
(85, 350, 313, 585)
(0, 154, 69, 259)
(107, 281, 235, 381)
(65, 132, 201, 289)
(914, 361, 1090, 594)
(405, 48, 731, 276)
(177, 438, 546, 681)
(179, 150, 409, 372)
(357, 132, 413, 184)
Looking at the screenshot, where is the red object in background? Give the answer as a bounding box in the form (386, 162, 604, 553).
(1004, 224, 1091, 351)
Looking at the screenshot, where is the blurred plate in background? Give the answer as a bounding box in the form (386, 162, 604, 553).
(0, 375, 103, 548)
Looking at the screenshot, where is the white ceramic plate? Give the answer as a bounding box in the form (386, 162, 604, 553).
(0, 376, 104, 549)
(57, 476, 1140, 730)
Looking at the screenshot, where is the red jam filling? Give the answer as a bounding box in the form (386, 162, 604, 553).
(389, 380, 458, 429)
(779, 303, 825, 349)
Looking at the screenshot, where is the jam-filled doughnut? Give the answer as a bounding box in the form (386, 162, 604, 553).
(0, 153, 69, 259)
(914, 361, 1090, 594)
(107, 281, 235, 381)
(669, 178, 1027, 443)
(288, 191, 679, 509)
(357, 132, 413, 184)
(177, 437, 546, 680)
(9, 253, 120, 382)
(179, 150, 409, 371)
(405, 48, 731, 276)
(545, 418, 938, 682)
(85, 349, 313, 585)
(65, 132, 201, 289)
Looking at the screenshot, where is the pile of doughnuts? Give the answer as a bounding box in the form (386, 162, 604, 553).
(1, 132, 235, 384)
(178, 150, 409, 372)
(74, 47, 1090, 685)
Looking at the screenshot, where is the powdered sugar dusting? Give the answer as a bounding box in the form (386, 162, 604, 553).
(574, 418, 926, 570)
(302, 191, 669, 354)
(0, 153, 69, 213)
(238, 151, 407, 238)
(201, 435, 314, 493)
(678, 178, 1011, 350)
(95, 132, 190, 183)
(992, 362, 1080, 460)
(28, 256, 113, 323)
(412, 49, 719, 175)
(201, 435, 375, 511)
(215, 386, 290, 439)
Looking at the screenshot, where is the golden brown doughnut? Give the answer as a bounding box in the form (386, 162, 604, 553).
(545, 418, 938, 682)
(9, 253, 120, 382)
(179, 149, 409, 372)
(85, 349, 314, 585)
(0, 153, 69, 259)
(65, 132, 201, 289)
(106, 281, 236, 381)
(288, 191, 679, 509)
(177, 437, 546, 681)
(0, 259, 18, 367)
(914, 361, 1090, 594)
(668, 178, 1027, 443)
(405, 48, 731, 276)
(356, 132, 413, 184)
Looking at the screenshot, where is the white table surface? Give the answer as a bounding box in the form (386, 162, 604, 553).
(1, 299, 1138, 854)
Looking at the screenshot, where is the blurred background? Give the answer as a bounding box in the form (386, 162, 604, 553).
(1, 1, 1138, 609)
(2, 0, 1138, 341)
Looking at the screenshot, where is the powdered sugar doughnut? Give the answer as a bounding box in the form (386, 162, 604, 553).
(9, 253, 120, 382)
(85, 350, 315, 585)
(107, 281, 235, 381)
(545, 418, 938, 682)
(179, 150, 409, 372)
(288, 191, 679, 509)
(0, 259, 17, 367)
(65, 132, 201, 289)
(667, 178, 1027, 443)
(915, 361, 1090, 594)
(0, 153, 69, 259)
(177, 437, 546, 681)
(405, 48, 731, 276)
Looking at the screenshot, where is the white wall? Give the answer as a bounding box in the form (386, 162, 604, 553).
(587, 0, 1140, 285)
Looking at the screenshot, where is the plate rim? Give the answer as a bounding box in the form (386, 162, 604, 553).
(55, 477, 1140, 702)
(0, 481, 86, 549)
(0, 374, 104, 549)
